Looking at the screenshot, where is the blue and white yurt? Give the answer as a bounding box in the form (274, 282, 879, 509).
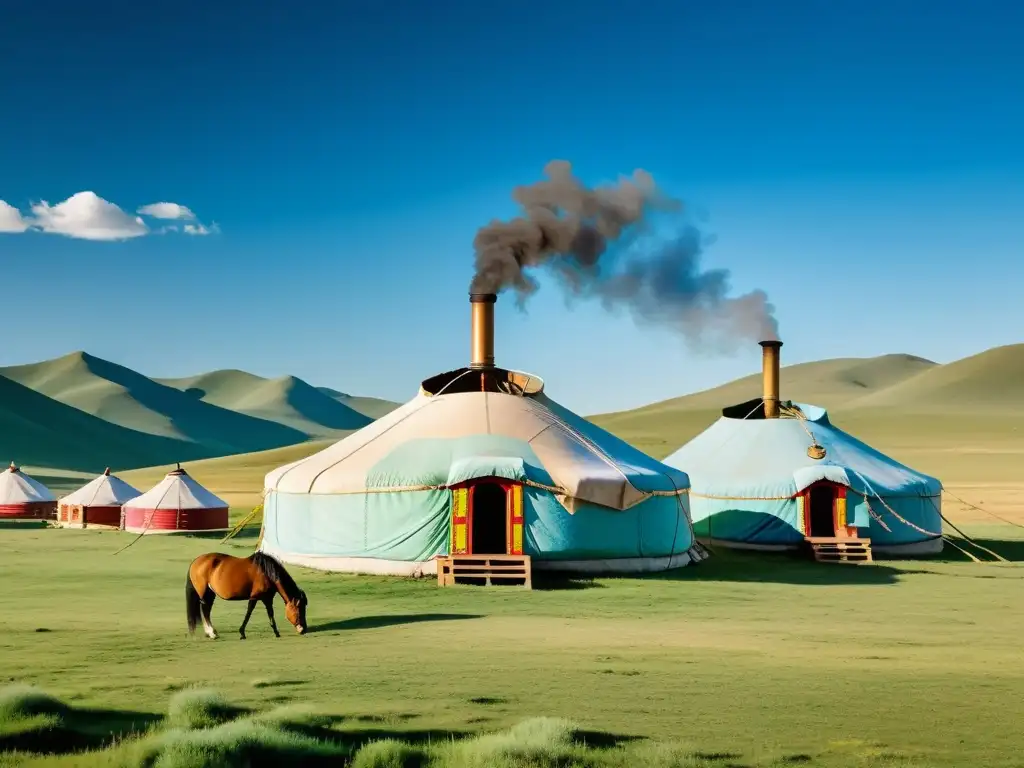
(662, 341, 943, 555)
(260, 293, 705, 576)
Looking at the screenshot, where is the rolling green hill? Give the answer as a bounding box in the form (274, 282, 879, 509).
(844, 343, 1024, 412)
(0, 352, 306, 456)
(590, 352, 939, 459)
(316, 386, 401, 420)
(158, 370, 375, 436)
(0, 373, 208, 473)
(588, 346, 1024, 486)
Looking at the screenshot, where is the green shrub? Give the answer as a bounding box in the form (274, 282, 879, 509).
(350, 738, 425, 768)
(139, 718, 346, 767)
(441, 717, 580, 768)
(0, 685, 68, 725)
(166, 689, 238, 731)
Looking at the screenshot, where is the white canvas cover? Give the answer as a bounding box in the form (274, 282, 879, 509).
(265, 389, 689, 512)
(61, 469, 140, 507)
(123, 468, 227, 510)
(0, 463, 55, 504)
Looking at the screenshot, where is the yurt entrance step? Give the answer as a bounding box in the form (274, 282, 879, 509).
(437, 555, 532, 588)
(807, 537, 873, 563)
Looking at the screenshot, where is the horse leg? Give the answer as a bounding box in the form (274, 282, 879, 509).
(200, 589, 219, 639)
(262, 595, 281, 638)
(239, 599, 257, 640)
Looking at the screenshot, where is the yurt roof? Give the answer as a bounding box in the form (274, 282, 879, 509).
(265, 389, 689, 512)
(123, 468, 228, 510)
(61, 468, 141, 507)
(663, 402, 941, 499)
(0, 463, 55, 504)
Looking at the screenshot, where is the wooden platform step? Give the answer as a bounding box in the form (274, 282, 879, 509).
(807, 537, 873, 563)
(437, 555, 532, 588)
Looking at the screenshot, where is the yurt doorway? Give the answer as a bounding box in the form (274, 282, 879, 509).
(470, 482, 508, 554)
(808, 484, 836, 537)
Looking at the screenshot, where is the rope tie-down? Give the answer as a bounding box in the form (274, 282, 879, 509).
(220, 497, 266, 545)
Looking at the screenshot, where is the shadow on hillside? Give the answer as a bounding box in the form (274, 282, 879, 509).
(24, 472, 88, 490)
(0, 706, 161, 756)
(646, 548, 909, 586)
(75, 353, 306, 453)
(310, 613, 483, 633)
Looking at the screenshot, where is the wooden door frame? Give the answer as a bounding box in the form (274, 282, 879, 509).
(449, 477, 524, 556)
(799, 481, 856, 539)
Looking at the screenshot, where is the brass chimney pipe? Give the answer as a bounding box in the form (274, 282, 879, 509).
(759, 340, 783, 418)
(469, 293, 497, 369)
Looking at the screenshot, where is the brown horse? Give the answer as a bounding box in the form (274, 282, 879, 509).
(185, 551, 308, 639)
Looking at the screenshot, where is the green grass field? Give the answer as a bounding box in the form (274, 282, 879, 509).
(1, 519, 1023, 766)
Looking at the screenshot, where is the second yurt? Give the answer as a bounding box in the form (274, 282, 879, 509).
(122, 466, 229, 534)
(662, 341, 943, 557)
(0, 462, 57, 520)
(58, 468, 140, 529)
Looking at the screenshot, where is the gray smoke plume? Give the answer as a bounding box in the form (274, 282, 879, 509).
(470, 160, 779, 348)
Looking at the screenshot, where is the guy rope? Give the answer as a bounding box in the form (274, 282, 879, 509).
(941, 488, 1024, 531)
(220, 489, 268, 549)
(781, 406, 1012, 563)
(220, 503, 263, 544)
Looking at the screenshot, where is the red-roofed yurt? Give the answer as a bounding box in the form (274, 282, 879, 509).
(58, 468, 140, 529)
(0, 463, 57, 520)
(121, 466, 229, 534)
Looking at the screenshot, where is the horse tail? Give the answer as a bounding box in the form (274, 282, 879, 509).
(185, 568, 202, 635)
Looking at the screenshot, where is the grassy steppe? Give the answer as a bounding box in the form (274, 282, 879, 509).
(1, 521, 1022, 767)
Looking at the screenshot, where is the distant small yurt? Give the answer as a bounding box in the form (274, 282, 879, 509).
(0, 462, 57, 520)
(662, 341, 943, 556)
(58, 468, 140, 529)
(121, 466, 229, 534)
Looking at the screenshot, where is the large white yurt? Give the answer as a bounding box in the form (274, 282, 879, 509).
(259, 293, 704, 577)
(122, 466, 229, 534)
(662, 341, 943, 556)
(0, 462, 57, 520)
(58, 468, 140, 528)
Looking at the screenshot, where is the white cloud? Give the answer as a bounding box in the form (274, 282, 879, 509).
(184, 222, 220, 236)
(0, 200, 29, 233)
(137, 202, 196, 220)
(31, 192, 148, 241)
(0, 192, 218, 240)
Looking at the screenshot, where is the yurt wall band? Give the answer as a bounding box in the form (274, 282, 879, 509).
(0, 463, 57, 520)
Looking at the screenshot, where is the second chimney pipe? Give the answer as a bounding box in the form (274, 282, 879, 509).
(759, 340, 783, 418)
(470, 293, 497, 368)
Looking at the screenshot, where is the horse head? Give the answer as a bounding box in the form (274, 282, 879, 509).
(285, 589, 307, 634)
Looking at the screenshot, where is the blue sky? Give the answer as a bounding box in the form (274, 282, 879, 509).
(1, 0, 1022, 414)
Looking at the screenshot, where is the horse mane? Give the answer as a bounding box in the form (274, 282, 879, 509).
(249, 552, 302, 601)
